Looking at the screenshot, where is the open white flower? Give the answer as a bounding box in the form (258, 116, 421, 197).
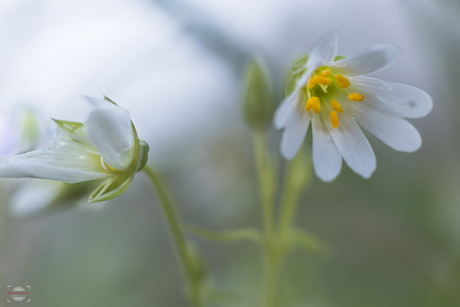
(0, 97, 149, 202)
(275, 31, 432, 181)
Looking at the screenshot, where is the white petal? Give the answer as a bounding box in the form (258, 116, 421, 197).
(320, 110, 376, 179)
(0, 134, 111, 184)
(274, 90, 300, 129)
(280, 108, 311, 160)
(308, 30, 339, 66)
(346, 96, 422, 152)
(311, 115, 342, 182)
(86, 104, 135, 171)
(275, 66, 316, 129)
(349, 76, 433, 118)
(330, 44, 399, 76)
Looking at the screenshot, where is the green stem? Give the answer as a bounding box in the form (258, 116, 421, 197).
(278, 160, 300, 236)
(254, 130, 279, 307)
(254, 131, 274, 236)
(143, 164, 202, 307)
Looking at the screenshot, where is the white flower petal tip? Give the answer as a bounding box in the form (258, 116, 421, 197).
(331, 44, 399, 76)
(350, 77, 433, 119)
(86, 104, 135, 171)
(309, 30, 339, 66)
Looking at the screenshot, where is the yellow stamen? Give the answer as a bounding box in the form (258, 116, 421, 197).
(348, 93, 365, 101)
(330, 111, 339, 128)
(336, 74, 351, 88)
(311, 75, 331, 86)
(319, 69, 331, 77)
(307, 77, 316, 89)
(305, 97, 321, 114)
(330, 99, 343, 113)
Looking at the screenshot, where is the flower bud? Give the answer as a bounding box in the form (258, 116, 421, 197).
(241, 58, 274, 131)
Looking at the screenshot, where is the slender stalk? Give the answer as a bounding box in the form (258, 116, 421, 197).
(143, 164, 202, 307)
(254, 130, 274, 236)
(279, 150, 311, 236)
(278, 160, 300, 236)
(253, 130, 279, 307)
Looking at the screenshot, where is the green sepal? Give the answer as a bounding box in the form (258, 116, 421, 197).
(51, 119, 83, 134)
(103, 95, 118, 106)
(135, 140, 150, 172)
(292, 54, 309, 73)
(184, 224, 262, 244)
(88, 173, 134, 203)
(285, 71, 303, 98)
(292, 54, 346, 73)
(286, 55, 347, 98)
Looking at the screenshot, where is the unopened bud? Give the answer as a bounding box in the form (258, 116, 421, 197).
(241, 58, 274, 131)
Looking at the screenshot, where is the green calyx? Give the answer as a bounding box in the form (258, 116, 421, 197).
(286, 54, 346, 98)
(88, 96, 150, 203)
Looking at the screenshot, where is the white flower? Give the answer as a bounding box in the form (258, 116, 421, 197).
(0, 97, 149, 202)
(274, 31, 432, 181)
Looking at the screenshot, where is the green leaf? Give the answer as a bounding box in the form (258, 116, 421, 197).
(88, 173, 134, 203)
(184, 224, 262, 244)
(289, 229, 330, 256)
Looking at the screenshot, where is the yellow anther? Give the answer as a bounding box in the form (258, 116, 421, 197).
(330, 111, 339, 128)
(307, 77, 316, 89)
(319, 69, 331, 77)
(305, 97, 321, 114)
(330, 99, 343, 113)
(336, 74, 351, 88)
(348, 93, 365, 101)
(311, 75, 331, 86)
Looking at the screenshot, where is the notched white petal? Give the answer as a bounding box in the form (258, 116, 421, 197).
(331, 44, 399, 76)
(311, 115, 342, 182)
(347, 96, 422, 152)
(350, 76, 433, 118)
(280, 107, 311, 160)
(86, 104, 135, 171)
(274, 90, 300, 129)
(321, 111, 376, 179)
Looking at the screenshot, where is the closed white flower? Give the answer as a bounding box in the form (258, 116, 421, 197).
(275, 31, 432, 181)
(0, 97, 149, 202)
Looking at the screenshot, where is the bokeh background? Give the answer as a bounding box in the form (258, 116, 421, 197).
(1, 0, 460, 306)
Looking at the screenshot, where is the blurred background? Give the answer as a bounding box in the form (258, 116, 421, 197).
(1, 0, 460, 306)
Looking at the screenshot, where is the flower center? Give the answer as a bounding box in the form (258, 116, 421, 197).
(302, 67, 365, 128)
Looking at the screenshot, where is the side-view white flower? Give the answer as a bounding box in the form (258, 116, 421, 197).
(0, 97, 149, 202)
(275, 31, 433, 182)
